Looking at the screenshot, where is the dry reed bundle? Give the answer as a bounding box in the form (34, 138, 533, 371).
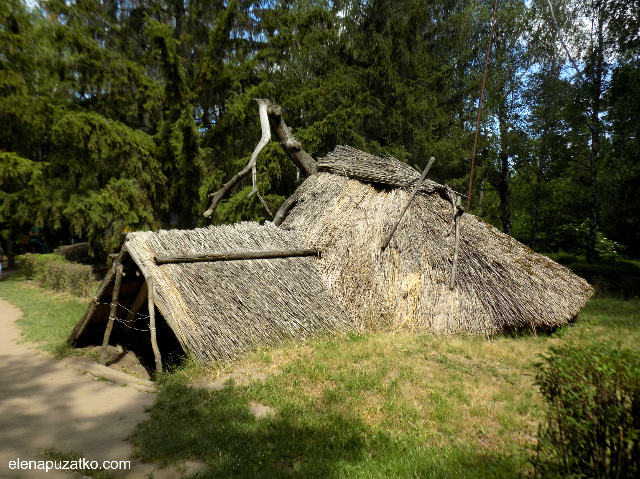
(282, 147, 593, 335)
(117, 222, 347, 364)
(318, 145, 458, 208)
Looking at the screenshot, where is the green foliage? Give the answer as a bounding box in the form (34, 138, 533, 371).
(1, 0, 639, 262)
(534, 343, 640, 478)
(568, 261, 640, 299)
(17, 253, 67, 281)
(16, 253, 95, 297)
(40, 261, 95, 297)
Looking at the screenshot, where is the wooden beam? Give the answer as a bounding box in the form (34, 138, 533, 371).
(99, 264, 124, 365)
(147, 276, 162, 374)
(155, 249, 320, 265)
(67, 263, 116, 347)
(381, 157, 435, 250)
(450, 197, 464, 290)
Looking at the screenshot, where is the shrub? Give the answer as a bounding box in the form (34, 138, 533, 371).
(17, 253, 96, 297)
(544, 254, 640, 298)
(534, 343, 640, 478)
(17, 253, 68, 281)
(41, 261, 95, 297)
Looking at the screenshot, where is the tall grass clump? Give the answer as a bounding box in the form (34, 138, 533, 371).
(534, 343, 640, 478)
(17, 253, 95, 297)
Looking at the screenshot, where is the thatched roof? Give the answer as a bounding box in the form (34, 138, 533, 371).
(70, 145, 593, 367)
(69, 222, 347, 364)
(279, 145, 594, 334)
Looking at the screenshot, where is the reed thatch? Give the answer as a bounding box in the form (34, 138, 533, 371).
(69, 222, 347, 364)
(279, 145, 594, 334)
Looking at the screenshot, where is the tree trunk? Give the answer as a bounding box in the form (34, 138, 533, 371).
(586, 12, 604, 263)
(530, 170, 542, 251)
(498, 110, 512, 236)
(531, 130, 550, 251)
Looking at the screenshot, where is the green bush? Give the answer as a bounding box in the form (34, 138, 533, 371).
(544, 252, 584, 266)
(41, 262, 95, 297)
(534, 343, 640, 478)
(17, 253, 68, 280)
(16, 253, 95, 297)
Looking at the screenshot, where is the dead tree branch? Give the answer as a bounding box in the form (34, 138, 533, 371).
(204, 99, 272, 218)
(266, 102, 317, 176)
(203, 99, 317, 218)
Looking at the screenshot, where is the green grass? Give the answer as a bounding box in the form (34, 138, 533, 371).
(129, 299, 640, 478)
(3, 275, 638, 478)
(0, 280, 89, 357)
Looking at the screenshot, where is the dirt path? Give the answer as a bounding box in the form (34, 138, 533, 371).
(0, 298, 202, 478)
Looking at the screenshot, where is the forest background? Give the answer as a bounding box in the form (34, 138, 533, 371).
(1, 0, 638, 263)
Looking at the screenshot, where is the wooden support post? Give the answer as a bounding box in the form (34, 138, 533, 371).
(147, 276, 162, 374)
(99, 264, 124, 365)
(154, 248, 320, 265)
(381, 157, 435, 250)
(450, 196, 463, 290)
(67, 265, 116, 346)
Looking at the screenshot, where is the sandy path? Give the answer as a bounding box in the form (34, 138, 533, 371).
(0, 298, 157, 478)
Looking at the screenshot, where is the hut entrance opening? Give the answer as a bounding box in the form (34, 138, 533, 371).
(69, 255, 186, 376)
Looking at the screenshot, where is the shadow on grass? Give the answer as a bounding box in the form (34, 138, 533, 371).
(131, 381, 525, 478)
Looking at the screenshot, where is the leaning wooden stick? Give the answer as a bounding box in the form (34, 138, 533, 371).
(124, 281, 148, 324)
(450, 196, 464, 290)
(147, 276, 162, 374)
(381, 157, 435, 250)
(67, 264, 115, 346)
(99, 263, 123, 365)
(155, 248, 320, 265)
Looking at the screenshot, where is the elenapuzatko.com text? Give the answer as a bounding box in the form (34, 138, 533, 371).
(9, 458, 130, 473)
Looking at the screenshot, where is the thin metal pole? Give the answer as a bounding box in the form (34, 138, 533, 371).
(467, 0, 500, 213)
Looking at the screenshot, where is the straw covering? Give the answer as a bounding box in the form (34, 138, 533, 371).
(280, 146, 594, 334)
(71, 222, 347, 364)
(70, 145, 594, 366)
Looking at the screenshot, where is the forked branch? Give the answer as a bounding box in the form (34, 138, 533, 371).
(203, 99, 317, 218)
(204, 99, 272, 218)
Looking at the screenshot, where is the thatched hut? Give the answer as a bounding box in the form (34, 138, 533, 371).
(68, 222, 347, 365)
(276, 145, 594, 335)
(69, 142, 593, 368)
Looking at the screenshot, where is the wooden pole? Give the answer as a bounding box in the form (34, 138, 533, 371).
(99, 263, 124, 365)
(467, 0, 499, 213)
(147, 276, 162, 374)
(381, 157, 435, 250)
(155, 248, 320, 265)
(67, 265, 116, 346)
(450, 197, 463, 290)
